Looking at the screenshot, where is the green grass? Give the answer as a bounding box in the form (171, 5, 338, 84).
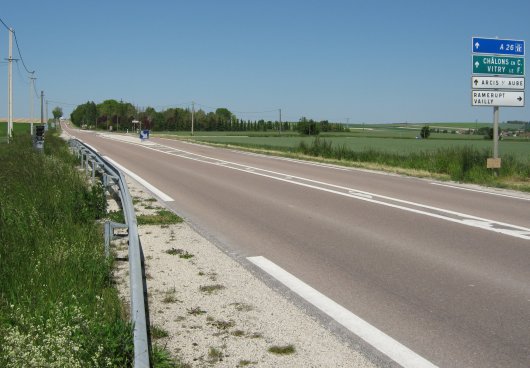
(208, 347, 224, 363)
(199, 284, 226, 294)
(268, 345, 296, 355)
(137, 209, 183, 225)
(160, 129, 530, 190)
(109, 208, 183, 225)
(294, 137, 530, 186)
(152, 344, 191, 368)
(0, 131, 133, 367)
(0, 122, 32, 137)
(238, 360, 257, 366)
(150, 324, 169, 339)
(187, 134, 530, 162)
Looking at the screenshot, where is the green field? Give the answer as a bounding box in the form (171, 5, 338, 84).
(152, 122, 530, 190)
(181, 133, 530, 163)
(0, 122, 31, 137)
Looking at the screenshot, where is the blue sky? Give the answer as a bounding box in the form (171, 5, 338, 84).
(1, 0, 529, 124)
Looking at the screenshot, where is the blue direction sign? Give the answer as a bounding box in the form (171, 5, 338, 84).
(472, 37, 525, 56)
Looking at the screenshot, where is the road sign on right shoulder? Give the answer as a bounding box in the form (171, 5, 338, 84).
(472, 90, 525, 107)
(472, 76, 525, 90)
(472, 37, 525, 56)
(472, 55, 525, 76)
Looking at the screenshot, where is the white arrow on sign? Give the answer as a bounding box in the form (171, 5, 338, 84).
(475, 61, 480, 68)
(475, 42, 480, 49)
(472, 90, 525, 107)
(471, 76, 525, 90)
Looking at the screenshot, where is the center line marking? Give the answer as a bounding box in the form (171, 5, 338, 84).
(248, 256, 438, 368)
(98, 137, 530, 240)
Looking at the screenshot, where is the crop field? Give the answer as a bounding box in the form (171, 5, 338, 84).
(183, 133, 530, 163)
(0, 122, 31, 137)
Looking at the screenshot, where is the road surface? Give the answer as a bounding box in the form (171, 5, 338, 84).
(63, 124, 530, 368)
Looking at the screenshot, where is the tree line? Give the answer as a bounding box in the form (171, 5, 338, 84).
(69, 99, 346, 134)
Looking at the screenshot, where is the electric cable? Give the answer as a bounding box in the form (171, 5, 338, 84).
(13, 31, 34, 74)
(15, 60, 29, 84)
(0, 17, 36, 75)
(0, 17, 9, 30)
(195, 102, 279, 114)
(47, 100, 81, 106)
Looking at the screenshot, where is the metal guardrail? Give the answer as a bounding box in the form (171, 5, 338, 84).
(69, 139, 150, 368)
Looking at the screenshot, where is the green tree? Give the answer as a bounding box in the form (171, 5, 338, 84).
(297, 117, 320, 135)
(215, 108, 232, 125)
(70, 104, 86, 126)
(85, 102, 98, 128)
(97, 100, 119, 118)
(420, 125, 431, 139)
(52, 106, 63, 120)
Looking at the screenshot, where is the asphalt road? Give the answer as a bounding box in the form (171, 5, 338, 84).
(63, 125, 530, 368)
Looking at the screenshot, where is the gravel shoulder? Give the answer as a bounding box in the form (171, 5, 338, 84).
(112, 176, 377, 368)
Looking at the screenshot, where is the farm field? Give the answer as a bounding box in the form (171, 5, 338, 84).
(0, 122, 31, 136)
(163, 129, 530, 163)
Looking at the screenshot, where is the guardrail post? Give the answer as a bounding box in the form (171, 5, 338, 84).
(104, 222, 111, 259)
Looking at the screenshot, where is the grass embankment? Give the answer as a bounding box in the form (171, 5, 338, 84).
(297, 137, 530, 189)
(0, 133, 133, 367)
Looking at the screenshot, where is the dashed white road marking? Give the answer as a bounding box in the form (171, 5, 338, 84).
(94, 136, 530, 240)
(248, 256, 439, 368)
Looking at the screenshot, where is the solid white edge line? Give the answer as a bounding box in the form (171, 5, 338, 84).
(103, 156, 174, 202)
(84, 142, 99, 153)
(247, 256, 438, 368)
(430, 182, 530, 201)
(99, 137, 530, 239)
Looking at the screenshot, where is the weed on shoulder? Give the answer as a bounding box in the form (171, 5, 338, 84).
(199, 284, 225, 294)
(137, 209, 183, 225)
(150, 325, 169, 339)
(187, 307, 206, 316)
(238, 360, 257, 367)
(268, 345, 295, 355)
(207, 347, 224, 363)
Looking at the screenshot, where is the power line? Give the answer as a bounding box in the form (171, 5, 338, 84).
(151, 101, 193, 110)
(32, 76, 39, 99)
(13, 31, 35, 74)
(15, 60, 29, 85)
(0, 17, 9, 30)
(0, 17, 35, 75)
(47, 99, 81, 106)
(194, 102, 278, 114)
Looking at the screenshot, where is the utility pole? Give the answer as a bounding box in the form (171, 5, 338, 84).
(40, 91, 44, 125)
(191, 101, 195, 136)
(7, 28, 13, 141)
(29, 73, 36, 135)
(279, 108, 282, 134)
(493, 106, 499, 160)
